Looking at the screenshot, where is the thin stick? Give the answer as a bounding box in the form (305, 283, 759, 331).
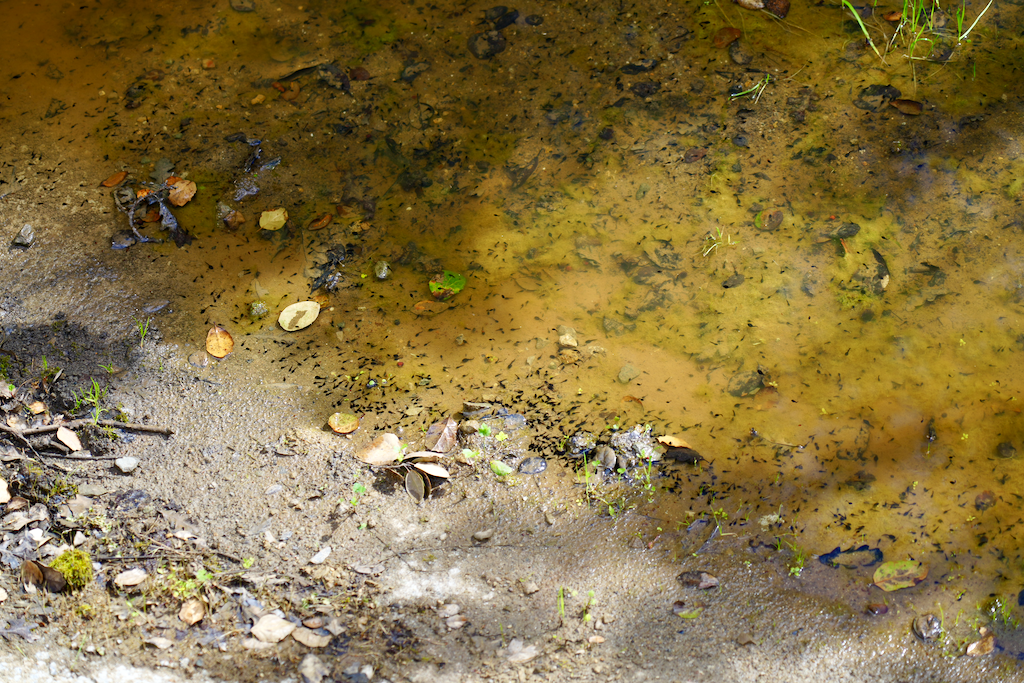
(20, 420, 173, 436)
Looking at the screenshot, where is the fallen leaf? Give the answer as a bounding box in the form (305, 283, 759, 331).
(259, 208, 289, 231)
(355, 433, 402, 465)
(206, 325, 234, 358)
(413, 462, 450, 479)
(0, 478, 8, 504)
(676, 571, 720, 589)
(251, 614, 296, 643)
(307, 213, 333, 231)
(179, 598, 205, 626)
(100, 171, 128, 187)
(328, 412, 359, 434)
(712, 27, 742, 48)
(873, 560, 928, 592)
(425, 417, 458, 452)
(658, 435, 692, 448)
(20, 560, 44, 589)
(890, 99, 923, 115)
(27, 401, 46, 415)
(145, 637, 174, 650)
(671, 601, 704, 619)
(278, 301, 320, 331)
(292, 627, 331, 647)
(309, 546, 331, 564)
(490, 460, 513, 477)
(56, 426, 82, 452)
(412, 300, 450, 316)
(113, 568, 148, 587)
(0, 619, 39, 642)
(406, 469, 428, 502)
(167, 179, 197, 206)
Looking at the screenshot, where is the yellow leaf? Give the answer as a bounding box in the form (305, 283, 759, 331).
(205, 325, 234, 358)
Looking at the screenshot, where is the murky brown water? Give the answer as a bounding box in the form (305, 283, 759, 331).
(4, 0, 1024, 672)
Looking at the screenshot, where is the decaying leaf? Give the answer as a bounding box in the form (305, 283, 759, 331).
(355, 433, 402, 465)
(425, 417, 458, 452)
(179, 597, 205, 626)
(872, 560, 928, 592)
(890, 99, 923, 115)
(251, 614, 296, 643)
(168, 179, 197, 206)
(676, 571, 720, 589)
(0, 618, 39, 642)
(113, 568, 148, 587)
(0, 478, 8, 505)
(27, 401, 46, 415)
(307, 213, 333, 231)
(328, 412, 359, 434)
(100, 171, 128, 187)
(412, 300, 450, 316)
(259, 208, 289, 231)
(413, 462, 450, 479)
(278, 301, 320, 331)
(658, 435, 692, 448)
(206, 325, 234, 358)
(405, 469, 428, 502)
(292, 627, 331, 647)
(21, 560, 65, 593)
(56, 426, 82, 452)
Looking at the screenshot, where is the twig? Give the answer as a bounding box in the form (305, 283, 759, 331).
(20, 420, 173, 436)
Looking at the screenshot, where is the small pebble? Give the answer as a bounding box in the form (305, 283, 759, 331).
(467, 31, 507, 59)
(518, 457, 547, 475)
(188, 351, 210, 368)
(115, 456, 139, 474)
(473, 529, 493, 542)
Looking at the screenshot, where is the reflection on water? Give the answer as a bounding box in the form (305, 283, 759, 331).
(4, 0, 1024, 638)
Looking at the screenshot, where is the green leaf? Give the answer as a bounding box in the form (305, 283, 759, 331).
(490, 460, 513, 477)
(873, 560, 928, 592)
(495, 431, 509, 442)
(429, 271, 467, 301)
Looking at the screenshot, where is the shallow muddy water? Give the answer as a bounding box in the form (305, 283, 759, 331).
(3, 0, 1024, 677)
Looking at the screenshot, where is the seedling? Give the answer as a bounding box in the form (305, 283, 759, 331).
(702, 226, 737, 257)
(349, 482, 367, 506)
(72, 378, 108, 423)
(730, 73, 771, 102)
(134, 316, 152, 348)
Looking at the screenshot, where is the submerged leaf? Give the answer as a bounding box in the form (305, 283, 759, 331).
(328, 412, 359, 434)
(167, 179, 197, 206)
(429, 271, 467, 301)
(205, 326, 234, 358)
(278, 301, 320, 331)
(259, 208, 289, 231)
(873, 560, 927, 591)
(101, 170, 128, 187)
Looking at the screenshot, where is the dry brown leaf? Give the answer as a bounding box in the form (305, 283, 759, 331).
(27, 401, 46, 415)
(425, 417, 458, 452)
(206, 326, 234, 358)
(56, 426, 82, 452)
(100, 171, 128, 187)
(292, 627, 331, 647)
(657, 435, 692, 449)
(355, 433, 402, 465)
(413, 462, 450, 479)
(168, 179, 197, 206)
(179, 597, 205, 626)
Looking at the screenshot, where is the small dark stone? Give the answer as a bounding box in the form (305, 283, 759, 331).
(525, 14, 544, 25)
(599, 127, 614, 140)
(630, 81, 660, 97)
(833, 222, 861, 238)
(484, 5, 508, 21)
(728, 40, 753, 65)
(854, 84, 902, 112)
(996, 441, 1016, 459)
(350, 66, 371, 81)
(866, 603, 888, 616)
(663, 447, 705, 465)
(493, 9, 519, 30)
(722, 273, 745, 288)
(229, 0, 254, 10)
(683, 148, 707, 163)
(974, 490, 996, 511)
(468, 31, 507, 59)
(732, 135, 749, 148)
(518, 457, 547, 475)
(401, 61, 431, 82)
(620, 59, 658, 75)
